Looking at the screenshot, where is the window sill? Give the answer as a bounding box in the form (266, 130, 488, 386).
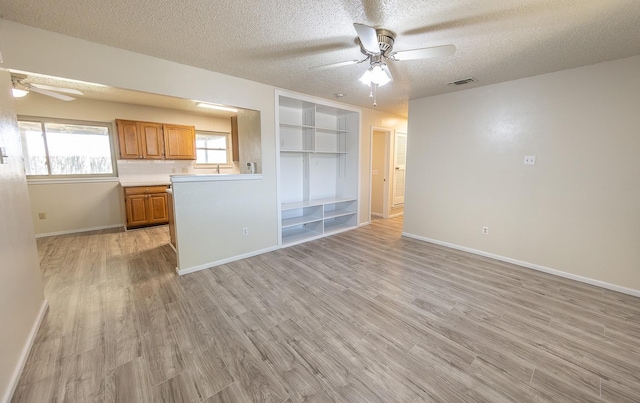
(27, 177, 120, 185)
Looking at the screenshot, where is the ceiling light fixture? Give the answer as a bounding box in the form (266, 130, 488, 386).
(359, 63, 391, 107)
(196, 102, 238, 113)
(12, 88, 28, 98)
(359, 65, 391, 87)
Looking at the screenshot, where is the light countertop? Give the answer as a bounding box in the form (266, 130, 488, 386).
(170, 174, 263, 183)
(119, 179, 171, 187)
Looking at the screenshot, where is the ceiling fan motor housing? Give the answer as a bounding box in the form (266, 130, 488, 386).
(358, 28, 396, 57)
(376, 29, 396, 55)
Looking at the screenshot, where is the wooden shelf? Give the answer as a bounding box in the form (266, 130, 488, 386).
(281, 215, 322, 229)
(279, 123, 315, 130)
(278, 92, 359, 247)
(282, 197, 356, 211)
(324, 220, 354, 234)
(282, 226, 322, 245)
(324, 210, 356, 219)
(315, 127, 349, 134)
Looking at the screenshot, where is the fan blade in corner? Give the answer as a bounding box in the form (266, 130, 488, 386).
(354, 23, 380, 54)
(309, 59, 362, 70)
(29, 87, 76, 101)
(31, 83, 83, 95)
(392, 44, 456, 61)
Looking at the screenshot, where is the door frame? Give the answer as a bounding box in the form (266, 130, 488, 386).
(369, 126, 393, 219)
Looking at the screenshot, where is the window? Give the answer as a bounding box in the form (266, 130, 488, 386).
(196, 131, 232, 166)
(19, 117, 116, 178)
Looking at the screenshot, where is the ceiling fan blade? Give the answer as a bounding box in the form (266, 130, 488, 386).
(354, 23, 380, 54)
(382, 64, 393, 82)
(309, 59, 363, 70)
(29, 87, 76, 101)
(31, 83, 83, 95)
(392, 44, 456, 61)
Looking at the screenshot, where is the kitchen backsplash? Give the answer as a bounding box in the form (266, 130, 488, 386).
(117, 160, 240, 183)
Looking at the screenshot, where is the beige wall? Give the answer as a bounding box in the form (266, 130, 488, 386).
(28, 181, 123, 236)
(15, 94, 232, 131)
(0, 70, 46, 402)
(371, 131, 386, 215)
(404, 55, 640, 292)
(15, 78, 236, 236)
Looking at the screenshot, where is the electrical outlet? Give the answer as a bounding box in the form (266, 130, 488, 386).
(242, 227, 249, 237)
(524, 155, 536, 165)
(482, 226, 489, 235)
(38, 212, 47, 219)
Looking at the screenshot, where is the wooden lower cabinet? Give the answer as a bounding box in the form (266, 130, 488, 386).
(124, 186, 169, 229)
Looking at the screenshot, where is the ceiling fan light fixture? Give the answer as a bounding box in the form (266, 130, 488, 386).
(359, 65, 391, 87)
(12, 88, 29, 98)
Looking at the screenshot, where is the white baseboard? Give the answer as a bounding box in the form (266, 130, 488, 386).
(35, 224, 124, 238)
(176, 246, 280, 276)
(359, 221, 371, 227)
(3, 300, 49, 403)
(388, 212, 404, 218)
(370, 212, 384, 218)
(401, 232, 640, 298)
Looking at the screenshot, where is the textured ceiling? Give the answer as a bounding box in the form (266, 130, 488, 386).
(2, 0, 640, 117)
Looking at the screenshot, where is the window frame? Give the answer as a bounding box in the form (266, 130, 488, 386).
(194, 130, 233, 168)
(18, 115, 118, 180)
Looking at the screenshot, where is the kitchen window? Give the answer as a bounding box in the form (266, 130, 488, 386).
(18, 117, 117, 178)
(195, 130, 232, 166)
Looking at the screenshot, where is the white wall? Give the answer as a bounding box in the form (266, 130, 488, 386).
(404, 55, 640, 292)
(0, 70, 46, 402)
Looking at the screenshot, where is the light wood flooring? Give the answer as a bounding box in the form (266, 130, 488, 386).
(13, 217, 640, 402)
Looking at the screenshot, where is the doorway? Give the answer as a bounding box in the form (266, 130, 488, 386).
(371, 128, 390, 219)
(369, 127, 406, 221)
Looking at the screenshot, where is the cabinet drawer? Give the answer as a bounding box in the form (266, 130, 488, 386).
(124, 185, 168, 195)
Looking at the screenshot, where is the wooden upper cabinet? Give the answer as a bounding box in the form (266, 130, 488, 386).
(163, 124, 196, 160)
(116, 119, 164, 159)
(117, 120, 195, 160)
(139, 122, 164, 159)
(117, 120, 143, 159)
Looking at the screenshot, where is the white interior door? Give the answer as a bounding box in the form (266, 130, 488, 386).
(392, 132, 407, 207)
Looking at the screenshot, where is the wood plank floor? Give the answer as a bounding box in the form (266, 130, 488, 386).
(13, 217, 640, 402)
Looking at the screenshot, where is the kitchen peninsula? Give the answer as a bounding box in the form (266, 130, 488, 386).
(168, 173, 277, 276)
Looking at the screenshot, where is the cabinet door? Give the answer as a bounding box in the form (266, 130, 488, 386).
(138, 122, 164, 159)
(126, 195, 149, 227)
(117, 119, 143, 159)
(148, 193, 169, 224)
(163, 124, 196, 160)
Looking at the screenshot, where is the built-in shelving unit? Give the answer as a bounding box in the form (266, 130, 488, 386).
(277, 91, 360, 246)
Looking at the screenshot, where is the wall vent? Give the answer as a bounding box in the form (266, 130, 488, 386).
(447, 77, 477, 86)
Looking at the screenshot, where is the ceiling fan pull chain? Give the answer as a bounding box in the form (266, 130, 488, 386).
(373, 83, 378, 107)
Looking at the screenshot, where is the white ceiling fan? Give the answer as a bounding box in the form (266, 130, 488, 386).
(11, 75, 83, 101)
(311, 23, 456, 106)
